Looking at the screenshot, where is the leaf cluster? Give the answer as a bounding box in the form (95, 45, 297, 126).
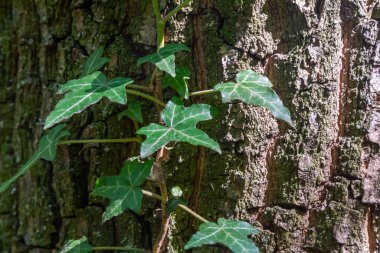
(1, 16, 296, 252)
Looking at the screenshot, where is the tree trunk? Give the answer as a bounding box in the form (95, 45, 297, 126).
(0, 0, 379, 252)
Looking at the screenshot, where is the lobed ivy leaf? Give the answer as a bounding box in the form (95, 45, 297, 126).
(82, 46, 110, 77)
(118, 100, 143, 123)
(185, 218, 260, 253)
(44, 71, 133, 129)
(137, 98, 221, 158)
(214, 70, 295, 128)
(60, 236, 93, 253)
(162, 67, 190, 99)
(0, 124, 70, 193)
(137, 44, 190, 77)
(92, 158, 153, 223)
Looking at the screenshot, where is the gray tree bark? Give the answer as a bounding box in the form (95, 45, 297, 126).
(0, 0, 379, 252)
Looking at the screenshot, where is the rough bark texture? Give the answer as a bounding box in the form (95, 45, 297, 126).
(0, 0, 379, 252)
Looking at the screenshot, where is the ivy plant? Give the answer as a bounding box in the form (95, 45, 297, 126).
(92, 158, 153, 223)
(0, 0, 295, 252)
(137, 98, 221, 158)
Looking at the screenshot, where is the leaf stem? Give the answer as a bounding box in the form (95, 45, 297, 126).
(59, 138, 141, 145)
(152, 0, 162, 22)
(142, 190, 209, 223)
(152, 0, 165, 49)
(126, 84, 152, 92)
(93, 246, 145, 252)
(189, 89, 220, 97)
(150, 68, 157, 89)
(178, 204, 209, 223)
(125, 89, 165, 107)
(162, 0, 192, 23)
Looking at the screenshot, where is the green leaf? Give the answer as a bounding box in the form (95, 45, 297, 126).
(92, 158, 153, 222)
(162, 67, 190, 99)
(137, 98, 221, 158)
(166, 196, 187, 214)
(170, 186, 183, 197)
(185, 218, 260, 253)
(214, 70, 295, 128)
(118, 101, 143, 123)
(0, 124, 70, 193)
(44, 71, 133, 129)
(38, 124, 71, 161)
(60, 236, 93, 253)
(82, 47, 110, 77)
(137, 44, 190, 77)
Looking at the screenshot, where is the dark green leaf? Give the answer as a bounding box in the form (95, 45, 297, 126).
(60, 236, 93, 253)
(214, 70, 295, 128)
(38, 124, 71, 161)
(166, 197, 187, 214)
(44, 71, 133, 129)
(82, 47, 110, 77)
(118, 101, 143, 123)
(137, 99, 221, 158)
(162, 67, 190, 99)
(185, 218, 259, 253)
(137, 44, 190, 77)
(0, 124, 70, 193)
(92, 158, 153, 222)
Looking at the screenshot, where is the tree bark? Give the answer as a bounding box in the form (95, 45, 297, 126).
(0, 0, 379, 252)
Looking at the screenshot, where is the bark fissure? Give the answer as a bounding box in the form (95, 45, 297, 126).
(188, 14, 208, 230)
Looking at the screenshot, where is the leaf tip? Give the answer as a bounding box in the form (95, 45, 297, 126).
(102, 212, 113, 224)
(43, 122, 52, 130)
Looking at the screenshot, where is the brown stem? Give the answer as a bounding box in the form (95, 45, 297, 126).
(151, 1, 170, 251)
(189, 14, 208, 229)
(189, 146, 206, 228)
(151, 59, 169, 253)
(152, 149, 171, 253)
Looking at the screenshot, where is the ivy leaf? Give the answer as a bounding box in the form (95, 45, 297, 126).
(60, 236, 93, 253)
(137, 44, 190, 77)
(118, 100, 143, 123)
(170, 186, 183, 197)
(166, 197, 187, 214)
(0, 124, 70, 193)
(44, 71, 133, 129)
(137, 98, 221, 158)
(185, 218, 260, 253)
(92, 158, 153, 222)
(82, 46, 110, 77)
(162, 67, 190, 99)
(214, 70, 295, 128)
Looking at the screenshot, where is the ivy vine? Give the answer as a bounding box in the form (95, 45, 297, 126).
(0, 1, 295, 252)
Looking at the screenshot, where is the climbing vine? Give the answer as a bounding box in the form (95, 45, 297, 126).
(0, 1, 294, 252)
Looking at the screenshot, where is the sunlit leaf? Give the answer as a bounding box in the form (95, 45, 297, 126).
(185, 218, 259, 253)
(60, 236, 93, 253)
(44, 71, 133, 129)
(92, 158, 153, 222)
(82, 47, 110, 77)
(137, 98, 221, 158)
(170, 186, 183, 197)
(137, 44, 190, 77)
(214, 70, 295, 128)
(0, 124, 70, 192)
(118, 101, 143, 123)
(162, 67, 190, 99)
